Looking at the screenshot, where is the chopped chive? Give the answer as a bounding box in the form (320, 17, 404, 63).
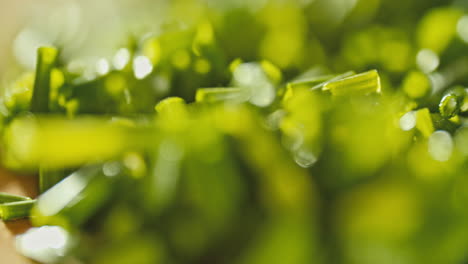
(439, 87, 466, 118)
(32, 48, 61, 195)
(415, 108, 434, 138)
(30, 47, 59, 113)
(195, 87, 250, 103)
(287, 74, 335, 90)
(322, 70, 381, 95)
(312, 71, 356, 90)
(439, 94, 459, 118)
(4, 116, 156, 169)
(0, 192, 31, 203)
(155, 97, 186, 113)
(34, 166, 100, 220)
(32, 165, 116, 227)
(0, 200, 35, 221)
(284, 71, 357, 101)
(39, 168, 68, 194)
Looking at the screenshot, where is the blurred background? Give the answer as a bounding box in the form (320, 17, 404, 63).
(1, 0, 468, 264)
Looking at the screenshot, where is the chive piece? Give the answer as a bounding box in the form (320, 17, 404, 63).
(415, 108, 434, 138)
(39, 168, 67, 194)
(287, 74, 335, 90)
(195, 87, 249, 103)
(322, 70, 381, 96)
(3, 116, 156, 169)
(30, 47, 58, 113)
(311, 71, 355, 90)
(439, 87, 466, 118)
(260, 60, 282, 84)
(32, 165, 116, 227)
(0, 192, 31, 203)
(155, 97, 186, 113)
(0, 200, 35, 221)
(284, 71, 356, 102)
(439, 94, 459, 118)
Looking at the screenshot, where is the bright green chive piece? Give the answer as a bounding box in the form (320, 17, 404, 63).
(287, 74, 335, 90)
(0, 192, 32, 203)
(311, 71, 356, 90)
(3, 116, 155, 169)
(195, 87, 249, 103)
(415, 108, 434, 138)
(155, 97, 186, 113)
(282, 72, 355, 102)
(0, 200, 36, 221)
(322, 70, 381, 96)
(30, 47, 59, 113)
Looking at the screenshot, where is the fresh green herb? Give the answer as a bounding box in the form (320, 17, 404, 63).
(439, 87, 467, 118)
(322, 70, 381, 95)
(30, 47, 58, 113)
(0, 200, 36, 221)
(195, 87, 249, 103)
(0, 192, 31, 203)
(1, 1, 468, 264)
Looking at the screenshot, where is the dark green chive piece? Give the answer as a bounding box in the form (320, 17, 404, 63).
(39, 168, 68, 194)
(0, 192, 32, 203)
(30, 46, 58, 113)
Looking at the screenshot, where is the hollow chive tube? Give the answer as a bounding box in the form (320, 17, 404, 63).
(322, 70, 381, 96)
(195, 87, 250, 103)
(0, 200, 36, 221)
(439, 87, 467, 118)
(30, 47, 58, 113)
(0, 192, 31, 203)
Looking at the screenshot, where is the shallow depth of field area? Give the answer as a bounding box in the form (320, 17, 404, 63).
(0, 0, 468, 263)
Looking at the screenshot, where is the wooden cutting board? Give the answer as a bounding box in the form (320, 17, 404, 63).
(0, 168, 36, 264)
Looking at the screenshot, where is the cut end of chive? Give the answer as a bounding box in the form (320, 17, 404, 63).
(38, 47, 59, 65)
(31, 46, 59, 113)
(439, 94, 459, 118)
(195, 87, 250, 103)
(322, 70, 381, 96)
